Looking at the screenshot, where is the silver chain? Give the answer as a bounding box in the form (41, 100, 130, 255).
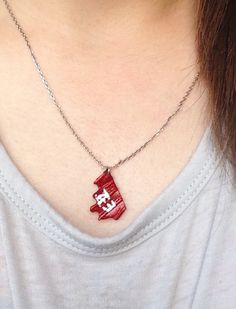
(3, 0, 200, 171)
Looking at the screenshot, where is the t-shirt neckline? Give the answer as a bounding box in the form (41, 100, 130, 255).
(0, 125, 222, 256)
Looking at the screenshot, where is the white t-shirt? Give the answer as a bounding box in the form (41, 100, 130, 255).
(0, 125, 236, 309)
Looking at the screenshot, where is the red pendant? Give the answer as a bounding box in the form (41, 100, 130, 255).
(90, 169, 127, 221)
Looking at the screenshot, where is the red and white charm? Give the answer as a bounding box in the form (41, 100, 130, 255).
(90, 169, 126, 221)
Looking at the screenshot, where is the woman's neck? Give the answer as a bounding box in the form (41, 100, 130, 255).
(11, 0, 194, 48)
(19, 0, 181, 24)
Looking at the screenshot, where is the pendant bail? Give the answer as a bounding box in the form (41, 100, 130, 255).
(106, 166, 111, 173)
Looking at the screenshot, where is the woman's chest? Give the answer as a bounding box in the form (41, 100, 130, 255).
(0, 45, 208, 237)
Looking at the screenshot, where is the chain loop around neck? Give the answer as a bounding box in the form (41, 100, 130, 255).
(2, 0, 200, 171)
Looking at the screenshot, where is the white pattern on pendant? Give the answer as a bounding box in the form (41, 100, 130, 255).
(94, 188, 117, 213)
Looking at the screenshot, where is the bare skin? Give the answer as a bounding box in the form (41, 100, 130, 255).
(0, 0, 209, 237)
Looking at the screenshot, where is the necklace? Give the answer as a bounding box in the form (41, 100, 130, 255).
(3, 0, 200, 221)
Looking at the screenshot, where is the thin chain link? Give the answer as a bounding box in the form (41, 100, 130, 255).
(2, 0, 200, 171)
